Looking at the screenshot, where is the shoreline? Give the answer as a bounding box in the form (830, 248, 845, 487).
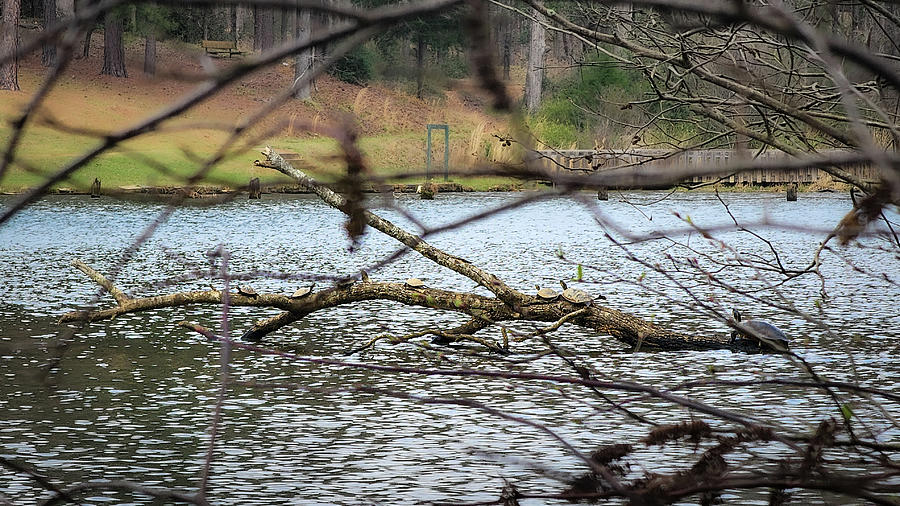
(0, 181, 847, 197)
(1, 182, 486, 197)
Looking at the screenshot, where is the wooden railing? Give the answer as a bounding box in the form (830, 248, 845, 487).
(533, 149, 880, 184)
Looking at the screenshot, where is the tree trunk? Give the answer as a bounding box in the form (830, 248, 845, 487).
(0, 0, 20, 91)
(416, 33, 425, 99)
(77, 0, 96, 59)
(235, 4, 247, 44)
(293, 7, 311, 100)
(252, 5, 260, 51)
(143, 34, 156, 76)
(259, 7, 274, 50)
(202, 7, 209, 41)
(313, 0, 334, 91)
(80, 27, 92, 58)
(101, 11, 127, 77)
(525, 7, 546, 113)
(57, 0, 73, 18)
(502, 31, 511, 80)
(41, 0, 57, 67)
(62, 148, 754, 354)
(280, 7, 290, 42)
(286, 3, 296, 41)
(254, 6, 273, 51)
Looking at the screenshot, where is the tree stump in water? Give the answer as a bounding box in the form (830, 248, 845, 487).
(597, 187, 608, 201)
(419, 183, 436, 200)
(786, 183, 798, 201)
(249, 177, 261, 199)
(90, 178, 101, 199)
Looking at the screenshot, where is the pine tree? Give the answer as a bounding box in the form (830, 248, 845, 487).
(41, 0, 58, 67)
(0, 0, 21, 90)
(101, 9, 127, 77)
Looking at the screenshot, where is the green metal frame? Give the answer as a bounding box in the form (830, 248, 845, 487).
(425, 124, 450, 181)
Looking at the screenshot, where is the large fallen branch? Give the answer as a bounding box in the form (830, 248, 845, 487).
(59, 146, 772, 352)
(61, 263, 737, 350)
(258, 146, 522, 305)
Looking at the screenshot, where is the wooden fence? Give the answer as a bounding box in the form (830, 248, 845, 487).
(534, 149, 881, 185)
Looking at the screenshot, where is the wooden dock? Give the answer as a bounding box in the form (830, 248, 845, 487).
(534, 149, 880, 185)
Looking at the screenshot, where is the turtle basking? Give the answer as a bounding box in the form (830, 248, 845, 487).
(290, 283, 315, 299)
(405, 278, 426, 289)
(559, 281, 595, 306)
(335, 277, 356, 289)
(237, 285, 258, 298)
(731, 308, 789, 351)
(534, 284, 559, 301)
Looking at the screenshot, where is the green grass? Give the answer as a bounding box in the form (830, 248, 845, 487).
(2, 119, 820, 194)
(0, 124, 524, 193)
(0, 127, 278, 192)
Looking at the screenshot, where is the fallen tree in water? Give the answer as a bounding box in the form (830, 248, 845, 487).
(13, 1, 898, 504)
(62, 146, 782, 354)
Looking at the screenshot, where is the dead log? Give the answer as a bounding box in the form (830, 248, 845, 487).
(61, 264, 735, 351)
(260, 146, 522, 305)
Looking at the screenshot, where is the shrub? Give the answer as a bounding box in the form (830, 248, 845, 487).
(329, 45, 377, 85)
(531, 120, 579, 149)
(539, 97, 582, 129)
(536, 53, 645, 146)
(438, 53, 469, 79)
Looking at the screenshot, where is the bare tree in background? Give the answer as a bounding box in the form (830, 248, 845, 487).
(77, 0, 95, 58)
(253, 5, 274, 51)
(101, 9, 127, 77)
(41, 0, 58, 67)
(143, 32, 156, 75)
(415, 31, 425, 98)
(0, 0, 20, 90)
(524, 5, 544, 112)
(235, 3, 247, 43)
(57, 0, 73, 18)
(293, 3, 311, 99)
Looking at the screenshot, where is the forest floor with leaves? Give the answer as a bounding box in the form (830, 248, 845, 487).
(1, 30, 525, 193)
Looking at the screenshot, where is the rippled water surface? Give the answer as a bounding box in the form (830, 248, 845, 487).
(1, 192, 898, 504)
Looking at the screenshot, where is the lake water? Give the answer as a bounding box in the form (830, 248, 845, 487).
(1, 191, 898, 504)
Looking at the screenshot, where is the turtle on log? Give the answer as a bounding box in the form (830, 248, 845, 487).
(535, 285, 559, 301)
(290, 283, 315, 299)
(237, 285, 258, 298)
(405, 278, 426, 289)
(731, 308, 790, 351)
(559, 281, 599, 306)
